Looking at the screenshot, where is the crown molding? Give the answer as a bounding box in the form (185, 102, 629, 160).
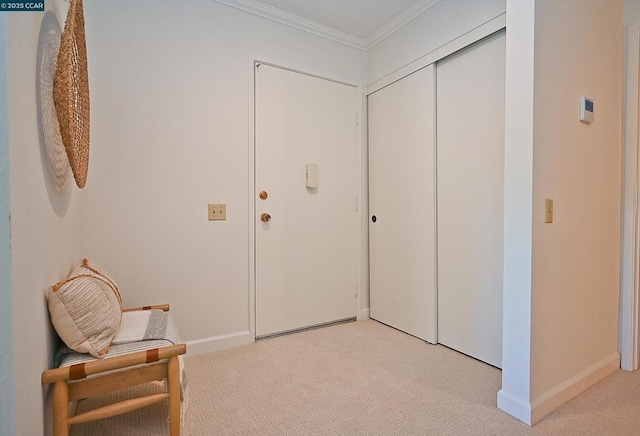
(212, 0, 441, 52)
(365, 0, 441, 50)
(212, 0, 367, 51)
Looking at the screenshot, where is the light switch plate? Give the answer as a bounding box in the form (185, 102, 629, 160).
(208, 204, 226, 221)
(544, 199, 553, 224)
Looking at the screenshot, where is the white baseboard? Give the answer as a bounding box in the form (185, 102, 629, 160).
(185, 330, 254, 356)
(357, 308, 370, 320)
(530, 352, 620, 424)
(497, 388, 532, 425)
(185, 315, 373, 355)
(498, 352, 620, 426)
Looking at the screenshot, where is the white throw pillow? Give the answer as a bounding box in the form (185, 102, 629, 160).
(48, 270, 122, 358)
(74, 258, 123, 309)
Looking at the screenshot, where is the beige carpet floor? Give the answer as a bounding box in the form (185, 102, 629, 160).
(71, 319, 640, 435)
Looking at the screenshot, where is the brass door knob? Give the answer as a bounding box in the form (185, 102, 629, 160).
(260, 213, 271, 222)
(259, 191, 268, 200)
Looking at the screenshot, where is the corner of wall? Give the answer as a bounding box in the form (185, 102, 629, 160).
(186, 331, 254, 356)
(357, 308, 370, 320)
(7, 8, 86, 435)
(529, 353, 619, 425)
(0, 12, 17, 436)
(498, 352, 620, 426)
(499, 0, 535, 425)
(497, 389, 533, 425)
(620, 2, 640, 372)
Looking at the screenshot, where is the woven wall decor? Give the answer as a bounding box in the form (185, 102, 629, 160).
(39, 12, 69, 190)
(54, 0, 90, 189)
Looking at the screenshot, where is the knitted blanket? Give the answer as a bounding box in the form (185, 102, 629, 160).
(55, 309, 188, 422)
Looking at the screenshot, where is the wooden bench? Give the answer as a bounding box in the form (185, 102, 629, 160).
(41, 305, 186, 436)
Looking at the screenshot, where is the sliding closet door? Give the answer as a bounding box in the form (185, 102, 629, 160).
(368, 65, 437, 343)
(436, 31, 505, 367)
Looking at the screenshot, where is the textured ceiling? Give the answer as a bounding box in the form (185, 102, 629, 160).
(252, 0, 423, 39)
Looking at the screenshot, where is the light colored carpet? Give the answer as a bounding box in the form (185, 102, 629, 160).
(71, 319, 640, 435)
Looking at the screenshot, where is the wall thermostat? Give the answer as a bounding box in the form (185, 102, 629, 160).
(579, 97, 594, 124)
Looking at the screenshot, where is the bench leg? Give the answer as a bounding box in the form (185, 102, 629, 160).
(52, 381, 69, 436)
(168, 356, 181, 436)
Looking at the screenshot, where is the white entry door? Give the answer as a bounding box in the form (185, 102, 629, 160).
(368, 65, 437, 343)
(254, 63, 358, 338)
(436, 31, 506, 368)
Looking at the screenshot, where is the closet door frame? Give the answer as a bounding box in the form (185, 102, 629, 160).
(365, 17, 506, 347)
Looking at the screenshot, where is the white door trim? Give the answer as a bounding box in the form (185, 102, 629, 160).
(248, 54, 257, 340)
(248, 55, 364, 339)
(620, 26, 640, 371)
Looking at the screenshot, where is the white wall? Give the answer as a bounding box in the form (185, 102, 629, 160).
(7, 8, 85, 435)
(500, 0, 623, 425)
(0, 13, 16, 436)
(530, 0, 622, 409)
(80, 0, 366, 349)
(366, 0, 505, 85)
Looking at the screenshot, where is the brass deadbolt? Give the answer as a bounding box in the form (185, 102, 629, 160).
(259, 191, 268, 200)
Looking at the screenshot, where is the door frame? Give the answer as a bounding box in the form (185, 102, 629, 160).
(248, 55, 365, 340)
(620, 26, 640, 371)
(364, 21, 506, 347)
